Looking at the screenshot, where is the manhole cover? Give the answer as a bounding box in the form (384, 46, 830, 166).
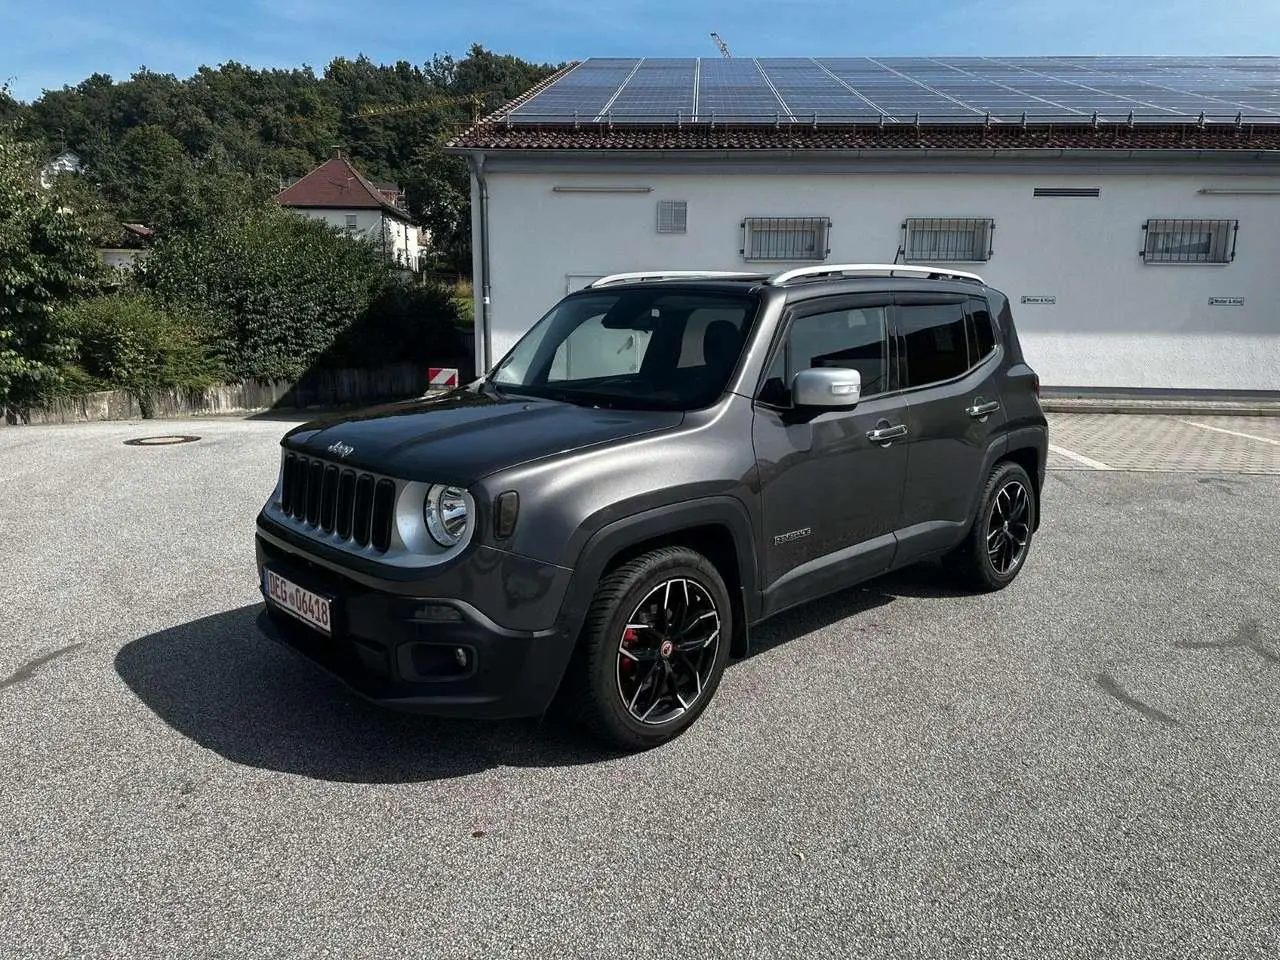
(123, 435, 202, 447)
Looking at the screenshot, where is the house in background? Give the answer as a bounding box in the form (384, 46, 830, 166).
(97, 222, 154, 271)
(275, 149, 421, 270)
(448, 56, 1280, 395)
(40, 150, 86, 188)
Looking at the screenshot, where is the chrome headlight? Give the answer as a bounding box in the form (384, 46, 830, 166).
(424, 484, 470, 547)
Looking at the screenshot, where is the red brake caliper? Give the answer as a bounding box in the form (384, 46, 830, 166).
(621, 627, 638, 672)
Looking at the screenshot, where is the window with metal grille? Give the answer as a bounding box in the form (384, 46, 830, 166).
(657, 200, 687, 234)
(1141, 219, 1237, 264)
(741, 217, 830, 262)
(345, 214, 358, 231)
(902, 218, 994, 263)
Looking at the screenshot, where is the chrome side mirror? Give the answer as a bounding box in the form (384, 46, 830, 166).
(792, 368, 861, 408)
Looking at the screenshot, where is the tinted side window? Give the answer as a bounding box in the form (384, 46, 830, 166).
(900, 302, 970, 388)
(968, 299, 997, 360)
(758, 304, 890, 405)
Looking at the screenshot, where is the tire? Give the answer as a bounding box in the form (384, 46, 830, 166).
(943, 461, 1037, 592)
(570, 546, 732, 751)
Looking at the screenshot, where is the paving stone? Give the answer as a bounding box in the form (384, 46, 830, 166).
(1046, 414, 1280, 475)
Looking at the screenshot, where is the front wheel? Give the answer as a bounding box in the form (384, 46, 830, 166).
(943, 461, 1037, 592)
(571, 547, 731, 750)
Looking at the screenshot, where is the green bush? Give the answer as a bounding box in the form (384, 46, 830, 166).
(317, 281, 468, 370)
(451, 279, 475, 328)
(0, 136, 104, 412)
(139, 207, 468, 381)
(56, 293, 224, 409)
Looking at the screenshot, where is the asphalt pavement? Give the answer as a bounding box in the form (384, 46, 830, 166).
(1, 415, 1277, 959)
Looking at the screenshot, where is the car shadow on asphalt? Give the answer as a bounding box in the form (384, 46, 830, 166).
(113, 563, 961, 784)
(114, 604, 621, 784)
(742, 562, 964, 658)
(872, 561, 975, 600)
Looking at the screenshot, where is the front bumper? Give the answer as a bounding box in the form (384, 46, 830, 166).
(255, 517, 578, 720)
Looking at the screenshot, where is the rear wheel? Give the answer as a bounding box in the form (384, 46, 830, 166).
(571, 547, 731, 750)
(943, 461, 1036, 592)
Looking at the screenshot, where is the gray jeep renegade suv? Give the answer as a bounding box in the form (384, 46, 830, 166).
(255, 263, 1048, 749)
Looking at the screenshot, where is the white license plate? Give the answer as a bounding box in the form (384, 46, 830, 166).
(263, 569, 332, 636)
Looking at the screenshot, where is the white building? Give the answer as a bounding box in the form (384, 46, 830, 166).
(40, 150, 85, 189)
(449, 57, 1280, 395)
(275, 149, 421, 270)
(98, 248, 148, 271)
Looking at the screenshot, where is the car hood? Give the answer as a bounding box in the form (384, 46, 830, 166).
(281, 389, 684, 483)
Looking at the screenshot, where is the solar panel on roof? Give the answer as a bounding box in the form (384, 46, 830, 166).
(606, 58, 696, 118)
(503, 56, 1280, 125)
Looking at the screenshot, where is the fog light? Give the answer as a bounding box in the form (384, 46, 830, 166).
(454, 647, 469, 668)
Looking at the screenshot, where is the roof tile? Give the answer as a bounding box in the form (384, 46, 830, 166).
(449, 120, 1280, 153)
(275, 156, 414, 221)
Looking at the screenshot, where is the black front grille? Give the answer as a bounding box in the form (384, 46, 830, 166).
(371, 480, 396, 552)
(279, 453, 396, 553)
(335, 472, 356, 540)
(320, 465, 339, 532)
(305, 460, 322, 525)
(353, 475, 374, 546)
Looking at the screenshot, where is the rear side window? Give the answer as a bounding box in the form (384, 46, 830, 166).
(899, 302, 969, 388)
(968, 299, 997, 360)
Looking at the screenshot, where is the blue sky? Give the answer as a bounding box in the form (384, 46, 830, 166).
(3, 0, 1279, 102)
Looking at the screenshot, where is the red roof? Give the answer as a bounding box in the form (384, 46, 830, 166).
(275, 154, 414, 221)
(449, 119, 1280, 153)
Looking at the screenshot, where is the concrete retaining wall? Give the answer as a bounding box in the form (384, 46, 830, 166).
(2, 364, 443, 426)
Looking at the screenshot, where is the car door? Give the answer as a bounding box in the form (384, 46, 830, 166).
(894, 293, 1008, 565)
(752, 294, 909, 616)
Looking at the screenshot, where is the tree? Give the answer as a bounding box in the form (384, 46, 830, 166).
(405, 138, 471, 274)
(47, 168, 124, 247)
(0, 79, 25, 126)
(0, 136, 102, 413)
(16, 45, 561, 278)
(450, 44, 560, 100)
(97, 123, 192, 224)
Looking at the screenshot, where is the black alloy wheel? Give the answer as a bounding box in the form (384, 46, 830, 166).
(943, 460, 1037, 592)
(616, 577, 722, 725)
(571, 546, 732, 750)
(986, 479, 1032, 575)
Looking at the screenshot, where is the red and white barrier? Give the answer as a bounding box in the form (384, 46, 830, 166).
(428, 367, 459, 389)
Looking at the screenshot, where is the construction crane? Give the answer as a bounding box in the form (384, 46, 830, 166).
(351, 92, 486, 122)
(710, 32, 732, 59)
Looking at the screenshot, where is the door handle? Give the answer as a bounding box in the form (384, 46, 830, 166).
(866, 423, 908, 443)
(966, 400, 1001, 418)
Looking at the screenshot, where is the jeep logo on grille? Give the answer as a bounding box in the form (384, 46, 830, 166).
(327, 441, 355, 459)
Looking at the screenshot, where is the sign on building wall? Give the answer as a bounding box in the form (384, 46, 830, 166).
(1020, 295, 1057, 305)
(1207, 297, 1245, 307)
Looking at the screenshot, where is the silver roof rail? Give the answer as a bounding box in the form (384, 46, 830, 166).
(588, 270, 764, 288)
(767, 263, 986, 286)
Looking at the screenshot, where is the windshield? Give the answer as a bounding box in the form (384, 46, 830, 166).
(487, 289, 759, 411)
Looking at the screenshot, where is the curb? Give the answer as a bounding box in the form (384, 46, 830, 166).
(1041, 399, 1280, 417)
